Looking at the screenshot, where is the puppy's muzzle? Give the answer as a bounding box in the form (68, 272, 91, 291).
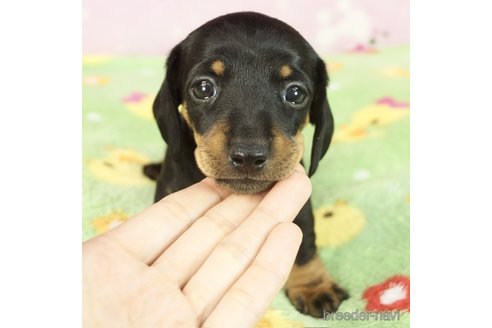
(228, 143, 268, 174)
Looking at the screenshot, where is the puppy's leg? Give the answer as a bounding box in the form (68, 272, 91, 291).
(286, 199, 349, 318)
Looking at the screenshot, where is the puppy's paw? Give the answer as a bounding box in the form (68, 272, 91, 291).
(285, 255, 349, 318)
(286, 280, 348, 317)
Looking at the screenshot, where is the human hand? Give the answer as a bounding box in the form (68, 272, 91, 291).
(83, 164, 311, 327)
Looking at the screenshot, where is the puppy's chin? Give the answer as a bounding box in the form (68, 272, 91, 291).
(215, 178, 275, 194)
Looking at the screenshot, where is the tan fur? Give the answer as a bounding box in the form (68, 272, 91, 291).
(280, 64, 293, 78)
(194, 121, 229, 177)
(211, 60, 225, 76)
(287, 255, 330, 290)
(286, 255, 347, 317)
(269, 128, 304, 179)
(294, 131, 305, 163)
(272, 128, 304, 166)
(193, 124, 305, 193)
(302, 113, 310, 129)
(178, 102, 193, 128)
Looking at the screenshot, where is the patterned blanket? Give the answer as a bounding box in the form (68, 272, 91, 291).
(82, 45, 409, 328)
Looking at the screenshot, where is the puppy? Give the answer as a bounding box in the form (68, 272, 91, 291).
(144, 12, 348, 317)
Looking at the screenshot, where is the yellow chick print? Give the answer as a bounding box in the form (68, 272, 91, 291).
(82, 55, 110, 66)
(327, 61, 343, 73)
(82, 75, 109, 86)
(256, 309, 303, 328)
(382, 66, 410, 78)
(334, 97, 409, 142)
(88, 148, 152, 186)
(91, 211, 129, 235)
(314, 200, 367, 247)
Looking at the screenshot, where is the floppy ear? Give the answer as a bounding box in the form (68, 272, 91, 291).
(153, 45, 184, 156)
(308, 58, 335, 177)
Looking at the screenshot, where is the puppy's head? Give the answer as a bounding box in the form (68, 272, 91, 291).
(154, 12, 334, 194)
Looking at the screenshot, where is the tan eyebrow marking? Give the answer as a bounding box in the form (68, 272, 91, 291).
(280, 64, 293, 78)
(211, 60, 225, 76)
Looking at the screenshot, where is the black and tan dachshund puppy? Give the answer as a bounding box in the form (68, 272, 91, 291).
(143, 12, 348, 317)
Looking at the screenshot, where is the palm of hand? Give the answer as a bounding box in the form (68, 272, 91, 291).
(83, 168, 310, 328)
(84, 237, 197, 327)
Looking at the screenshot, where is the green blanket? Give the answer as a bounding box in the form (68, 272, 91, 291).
(82, 45, 409, 327)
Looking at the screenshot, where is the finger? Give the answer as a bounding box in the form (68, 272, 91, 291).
(151, 193, 264, 286)
(183, 166, 311, 322)
(102, 178, 230, 264)
(203, 223, 302, 328)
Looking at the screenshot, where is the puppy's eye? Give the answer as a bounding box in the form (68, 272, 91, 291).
(283, 85, 306, 105)
(192, 80, 216, 100)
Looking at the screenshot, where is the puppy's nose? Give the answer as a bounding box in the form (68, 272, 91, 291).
(228, 145, 268, 173)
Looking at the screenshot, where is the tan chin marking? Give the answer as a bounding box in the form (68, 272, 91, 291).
(280, 64, 293, 78)
(211, 60, 225, 76)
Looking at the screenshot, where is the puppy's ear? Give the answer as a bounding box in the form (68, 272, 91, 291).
(153, 45, 184, 156)
(308, 58, 335, 177)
